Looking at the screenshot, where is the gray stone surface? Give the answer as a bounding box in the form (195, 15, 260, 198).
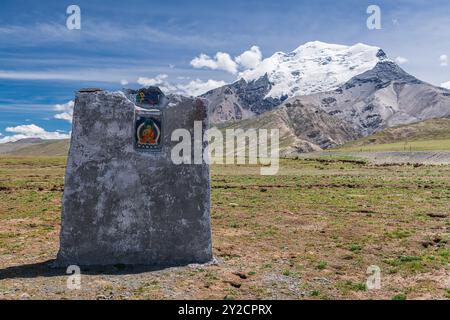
(55, 89, 212, 267)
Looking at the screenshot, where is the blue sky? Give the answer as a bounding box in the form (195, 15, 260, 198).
(1, 0, 450, 141)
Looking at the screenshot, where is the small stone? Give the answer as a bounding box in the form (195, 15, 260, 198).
(233, 272, 248, 280)
(20, 293, 31, 300)
(224, 280, 242, 288)
(427, 213, 447, 218)
(421, 241, 433, 248)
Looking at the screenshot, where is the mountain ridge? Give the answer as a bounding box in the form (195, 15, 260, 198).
(297, 60, 450, 135)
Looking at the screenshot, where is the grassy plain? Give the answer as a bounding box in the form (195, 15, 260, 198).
(0, 156, 448, 300)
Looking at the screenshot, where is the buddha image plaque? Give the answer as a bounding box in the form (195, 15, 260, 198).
(134, 109, 163, 152)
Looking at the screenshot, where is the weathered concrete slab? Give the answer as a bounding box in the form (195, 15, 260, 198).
(55, 89, 212, 267)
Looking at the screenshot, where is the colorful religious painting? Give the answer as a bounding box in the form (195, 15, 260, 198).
(134, 111, 163, 152)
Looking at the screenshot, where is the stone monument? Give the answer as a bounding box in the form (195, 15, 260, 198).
(55, 87, 212, 267)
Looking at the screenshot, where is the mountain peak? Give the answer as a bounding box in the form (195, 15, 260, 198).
(240, 41, 389, 98)
(292, 41, 381, 55)
(292, 40, 349, 52)
(348, 60, 420, 85)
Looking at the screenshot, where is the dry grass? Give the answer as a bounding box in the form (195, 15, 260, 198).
(0, 156, 448, 300)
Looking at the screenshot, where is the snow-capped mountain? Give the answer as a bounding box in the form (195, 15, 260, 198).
(240, 41, 388, 98)
(203, 41, 389, 123)
(218, 60, 450, 153)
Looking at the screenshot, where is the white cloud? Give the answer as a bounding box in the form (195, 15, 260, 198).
(191, 52, 238, 74)
(190, 45, 263, 75)
(235, 46, 262, 69)
(54, 100, 74, 123)
(0, 124, 70, 143)
(395, 56, 408, 65)
(136, 74, 226, 97)
(440, 81, 450, 89)
(137, 74, 169, 87)
(120, 79, 129, 86)
(176, 79, 227, 96)
(440, 54, 448, 67)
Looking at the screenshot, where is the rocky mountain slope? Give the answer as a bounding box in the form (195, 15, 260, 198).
(298, 61, 450, 135)
(202, 74, 283, 123)
(221, 99, 362, 154)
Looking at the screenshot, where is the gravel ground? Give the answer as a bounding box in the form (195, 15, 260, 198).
(301, 151, 450, 165)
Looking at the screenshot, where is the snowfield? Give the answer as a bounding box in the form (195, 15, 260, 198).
(240, 41, 388, 98)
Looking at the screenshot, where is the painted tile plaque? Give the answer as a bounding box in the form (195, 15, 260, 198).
(134, 110, 162, 152)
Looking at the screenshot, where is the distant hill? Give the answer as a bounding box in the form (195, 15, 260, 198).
(336, 118, 450, 152)
(0, 139, 69, 156)
(220, 98, 362, 154)
(0, 138, 45, 154)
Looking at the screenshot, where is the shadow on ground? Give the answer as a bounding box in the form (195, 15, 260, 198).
(0, 260, 189, 280)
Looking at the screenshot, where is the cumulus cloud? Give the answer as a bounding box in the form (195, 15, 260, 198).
(0, 124, 70, 143)
(54, 100, 74, 122)
(137, 74, 169, 87)
(136, 74, 179, 94)
(440, 54, 448, 67)
(120, 79, 129, 86)
(440, 81, 450, 89)
(190, 45, 263, 74)
(136, 74, 225, 97)
(190, 52, 238, 74)
(176, 79, 227, 96)
(235, 46, 263, 69)
(395, 56, 408, 65)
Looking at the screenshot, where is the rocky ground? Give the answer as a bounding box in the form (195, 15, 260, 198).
(301, 151, 450, 165)
(0, 157, 449, 300)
